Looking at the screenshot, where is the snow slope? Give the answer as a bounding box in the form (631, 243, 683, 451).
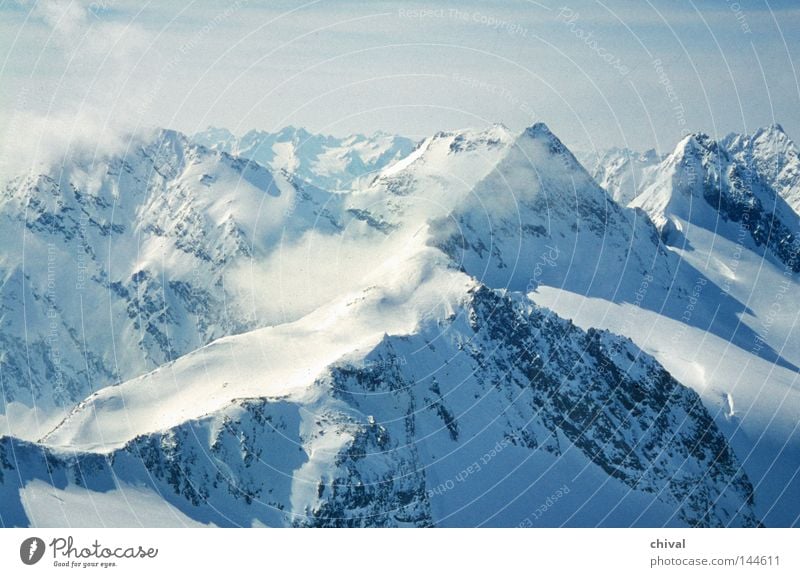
(41, 243, 471, 452)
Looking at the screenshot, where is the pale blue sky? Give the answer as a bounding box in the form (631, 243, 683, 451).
(1, 0, 799, 156)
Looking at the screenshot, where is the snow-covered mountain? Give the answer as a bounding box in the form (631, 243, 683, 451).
(631, 132, 800, 273)
(0, 121, 798, 527)
(538, 126, 800, 527)
(0, 129, 341, 438)
(192, 126, 417, 191)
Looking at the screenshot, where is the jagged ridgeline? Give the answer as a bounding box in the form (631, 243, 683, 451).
(0, 286, 758, 527)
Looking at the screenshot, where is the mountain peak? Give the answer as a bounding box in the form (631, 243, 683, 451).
(522, 122, 573, 156)
(525, 121, 552, 136)
(519, 122, 590, 175)
(724, 124, 791, 153)
(671, 132, 719, 161)
(757, 122, 786, 136)
(750, 123, 789, 146)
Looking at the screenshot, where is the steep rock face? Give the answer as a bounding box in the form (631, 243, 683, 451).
(632, 132, 800, 272)
(0, 285, 759, 527)
(192, 126, 417, 191)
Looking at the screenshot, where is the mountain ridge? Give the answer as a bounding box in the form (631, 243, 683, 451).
(0, 121, 797, 527)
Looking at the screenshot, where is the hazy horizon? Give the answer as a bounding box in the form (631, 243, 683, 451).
(2, 0, 799, 161)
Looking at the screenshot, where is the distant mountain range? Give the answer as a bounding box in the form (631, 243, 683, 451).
(192, 125, 416, 191)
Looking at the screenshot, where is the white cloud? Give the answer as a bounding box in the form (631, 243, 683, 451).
(0, 1, 152, 178)
(228, 227, 414, 325)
